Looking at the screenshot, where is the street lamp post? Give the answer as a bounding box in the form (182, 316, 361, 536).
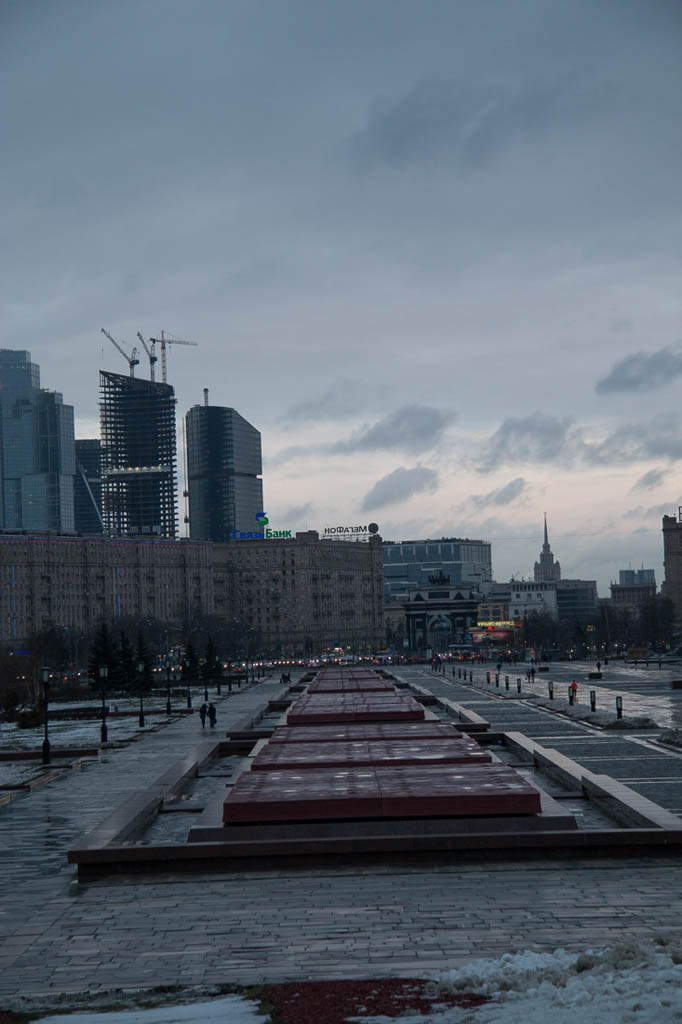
(165, 662, 172, 715)
(137, 661, 145, 727)
(41, 666, 51, 766)
(99, 664, 108, 743)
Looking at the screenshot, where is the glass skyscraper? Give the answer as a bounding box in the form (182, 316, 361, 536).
(0, 350, 76, 532)
(185, 399, 263, 541)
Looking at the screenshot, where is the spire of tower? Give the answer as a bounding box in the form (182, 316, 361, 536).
(544, 513, 549, 548)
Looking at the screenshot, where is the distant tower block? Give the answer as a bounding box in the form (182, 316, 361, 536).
(534, 515, 561, 583)
(185, 399, 263, 541)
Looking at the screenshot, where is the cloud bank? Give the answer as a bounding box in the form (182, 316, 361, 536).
(361, 466, 438, 511)
(596, 347, 682, 394)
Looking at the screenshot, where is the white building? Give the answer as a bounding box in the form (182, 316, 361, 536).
(509, 580, 558, 621)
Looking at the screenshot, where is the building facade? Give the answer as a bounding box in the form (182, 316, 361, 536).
(213, 532, 384, 654)
(382, 537, 492, 605)
(0, 350, 76, 533)
(100, 371, 177, 538)
(508, 580, 559, 621)
(403, 585, 482, 651)
(0, 529, 384, 653)
(0, 532, 212, 643)
(185, 398, 263, 541)
(555, 579, 599, 624)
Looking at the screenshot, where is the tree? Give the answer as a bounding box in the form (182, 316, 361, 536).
(201, 636, 219, 682)
(116, 631, 137, 691)
(87, 622, 117, 684)
(182, 638, 200, 682)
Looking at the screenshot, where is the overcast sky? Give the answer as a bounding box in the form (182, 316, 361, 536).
(3, 0, 682, 594)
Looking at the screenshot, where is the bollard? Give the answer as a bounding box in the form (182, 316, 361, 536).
(505, 675, 509, 691)
(452, 666, 455, 677)
(590, 689, 596, 712)
(548, 680, 554, 700)
(486, 671, 490, 684)
(568, 686, 574, 706)
(459, 668, 462, 679)
(616, 695, 623, 719)
(517, 677, 521, 693)
(469, 670, 473, 682)
(495, 673, 500, 687)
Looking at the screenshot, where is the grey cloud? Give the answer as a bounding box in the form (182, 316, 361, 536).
(271, 404, 455, 466)
(331, 405, 455, 455)
(348, 72, 605, 174)
(361, 466, 438, 512)
(624, 499, 682, 520)
(630, 468, 667, 492)
(585, 416, 682, 465)
(480, 414, 578, 472)
(595, 346, 682, 394)
(282, 379, 368, 425)
(471, 477, 527, 509)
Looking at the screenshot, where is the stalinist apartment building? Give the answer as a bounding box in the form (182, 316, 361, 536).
(0, 530, 384, 653)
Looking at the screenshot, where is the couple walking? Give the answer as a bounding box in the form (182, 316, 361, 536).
(199, 702, 217, 728)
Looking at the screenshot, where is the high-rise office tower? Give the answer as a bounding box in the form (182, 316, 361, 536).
(0, 349, 76, 532)
(74, 439, 103, 533)
(185, 393, 263, 541)
(99, 371, 177, 537)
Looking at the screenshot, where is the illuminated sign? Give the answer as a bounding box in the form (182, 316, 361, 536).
(323, 522, 379, 537)
(232, 513, 292, 541)
(477, 621, 518, 629)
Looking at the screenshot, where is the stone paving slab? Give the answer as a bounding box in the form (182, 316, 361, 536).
(5, 665, 682, 1010)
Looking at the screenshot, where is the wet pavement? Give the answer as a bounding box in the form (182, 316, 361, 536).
(3, 663, 682, 1011)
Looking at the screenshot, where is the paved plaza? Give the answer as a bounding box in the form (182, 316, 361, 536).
(2, 663, 682, 1012)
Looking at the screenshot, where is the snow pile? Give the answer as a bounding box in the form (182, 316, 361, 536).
(531, 696, 658, 730)
(35, 993, 268, 1023)
(347, 939, 682, 1023)
(430, 938, 682, 1023)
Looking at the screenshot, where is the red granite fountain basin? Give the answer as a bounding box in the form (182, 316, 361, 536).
(222, 764, 542, 823)
(287, 703, 425, 724)
(307, 680, 395, 693)
(269, 722, 464, 743)
(251, 739, 492, 771)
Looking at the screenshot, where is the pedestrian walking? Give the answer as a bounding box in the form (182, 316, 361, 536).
(208, 703, 217, 728)
(199, 703, 207, 729)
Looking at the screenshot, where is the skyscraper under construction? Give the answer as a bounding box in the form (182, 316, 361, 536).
(99, 370, 177, 537)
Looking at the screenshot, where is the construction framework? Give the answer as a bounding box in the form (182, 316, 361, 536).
(99, 370, 177, 538)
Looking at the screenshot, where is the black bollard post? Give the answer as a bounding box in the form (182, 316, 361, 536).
(548, 680, 554, 700)
(568, 686, 574, 706)
(495, 673, 499, 687)
(516, 677, 521, 694)
(590, 689, 596, 712)
(616, 696, 623, 719)
(469, 670, 473, 682)
(505, 675, 509, 691)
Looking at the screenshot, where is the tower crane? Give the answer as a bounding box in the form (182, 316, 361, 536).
(100, 328, 140, 377)
(136, 332, 158, 382)
(148, 330, 198, 383)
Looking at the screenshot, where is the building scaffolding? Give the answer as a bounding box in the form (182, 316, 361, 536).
(99, 370, 177, 538)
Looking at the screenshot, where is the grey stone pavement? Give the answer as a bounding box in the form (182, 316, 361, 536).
(2, 663, 682, 1010)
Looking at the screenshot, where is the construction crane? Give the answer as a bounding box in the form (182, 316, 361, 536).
(100, 328, 140, 378)
(136, 332, 158, 382)
(148, 330, 198, 384)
